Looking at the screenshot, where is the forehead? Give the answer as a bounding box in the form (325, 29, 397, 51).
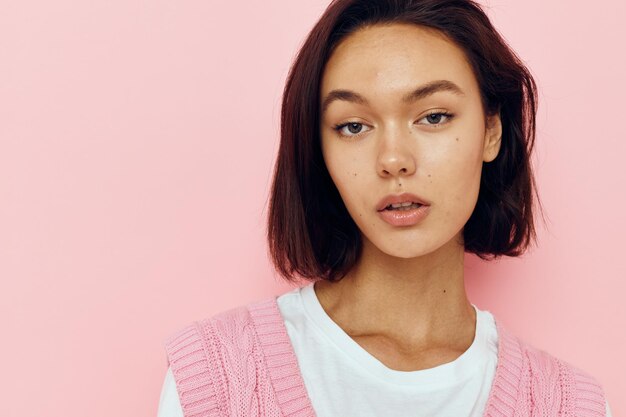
(320, 23, 478, 98)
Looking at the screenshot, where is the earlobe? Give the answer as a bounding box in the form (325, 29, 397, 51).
(483, 112, 502, 163)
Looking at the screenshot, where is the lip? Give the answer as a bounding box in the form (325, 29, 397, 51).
(376, 192, 431, 212)
(378, 204, 430, 227)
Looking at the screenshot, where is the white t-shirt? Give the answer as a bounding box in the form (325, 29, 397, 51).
(158, 282, 613, 416)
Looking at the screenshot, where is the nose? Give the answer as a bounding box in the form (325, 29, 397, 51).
(376, 127, 417, 179)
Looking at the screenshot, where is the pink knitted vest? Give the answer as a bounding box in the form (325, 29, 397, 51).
(163, 296, 606, 417)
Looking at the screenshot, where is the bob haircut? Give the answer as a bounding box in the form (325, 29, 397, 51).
(267, 0, 541, 283)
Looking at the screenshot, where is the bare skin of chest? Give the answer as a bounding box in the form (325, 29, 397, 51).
(313, 281, 476, 372)
(350, 333, 469, 372)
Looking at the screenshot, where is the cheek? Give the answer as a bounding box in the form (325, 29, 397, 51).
(427, 133, 482, 175)
(323, 148, 377, 228)
(452, 138, 483, 180)
(427, 135, 484, 208)
(323, 143, 362, 199)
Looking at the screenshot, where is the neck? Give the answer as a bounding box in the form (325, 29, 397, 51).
(314, 235, 475, 351)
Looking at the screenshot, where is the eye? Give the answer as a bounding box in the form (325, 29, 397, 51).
(417, 111, 455, 127)
(332, 122, 372, 138)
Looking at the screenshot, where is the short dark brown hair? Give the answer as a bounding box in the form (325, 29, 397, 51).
(266, 0, 542, 283)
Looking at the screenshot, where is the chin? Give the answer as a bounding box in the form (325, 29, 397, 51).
(364, 228, 464, 260)
(384, 244, 440, 259)
(366, 235, 440, 259)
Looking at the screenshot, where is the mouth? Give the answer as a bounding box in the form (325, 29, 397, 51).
(378, 202, 430, 226)
(376, 192, 430, 212)
(381, 202, 424, 211)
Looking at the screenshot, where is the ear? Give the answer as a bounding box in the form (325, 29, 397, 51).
(483, 111, 502, 163)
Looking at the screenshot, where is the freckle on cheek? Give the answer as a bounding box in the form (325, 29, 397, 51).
(456, 137, 459, 141)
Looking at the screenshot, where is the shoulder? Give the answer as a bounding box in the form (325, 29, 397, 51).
(163, 297, 275, 357)
(161, 297, 277, 416)
(517, 330, 604, 390)
(496, 322, 607, 416)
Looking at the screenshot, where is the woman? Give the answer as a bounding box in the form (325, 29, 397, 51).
(158, 0, 611, 415)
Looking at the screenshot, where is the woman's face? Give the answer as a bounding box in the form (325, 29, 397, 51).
(319, 23, 502, 259)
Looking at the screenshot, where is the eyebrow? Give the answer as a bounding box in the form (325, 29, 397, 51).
(320, 79, 465, 114)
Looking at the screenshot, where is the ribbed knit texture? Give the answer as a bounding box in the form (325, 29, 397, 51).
(163, 296, 606, 417)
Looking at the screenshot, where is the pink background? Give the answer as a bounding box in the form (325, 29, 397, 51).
(1, 0, 624, 416)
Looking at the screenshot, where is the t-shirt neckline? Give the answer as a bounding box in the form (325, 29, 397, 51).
(299, 281, 493, 387)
